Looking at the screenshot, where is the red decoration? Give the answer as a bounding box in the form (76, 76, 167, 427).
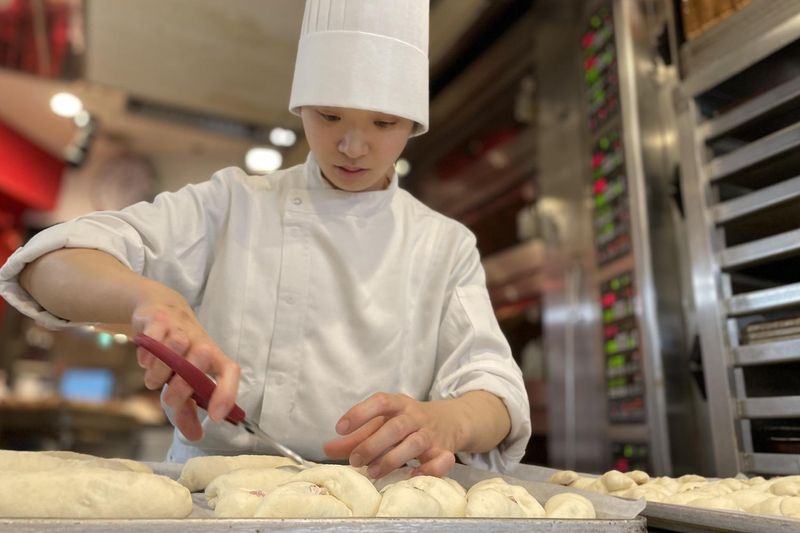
(0, 120, 63, 211)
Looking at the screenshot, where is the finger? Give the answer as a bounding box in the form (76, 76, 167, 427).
(349, 414, 419, 468)
(201, 346, 240, 422)
(136, 318, 167, 372)
(145, 330, 190, 389)
(411, 448, 456, 477)
(336, 393, 407, 435)
(367, 429, 431, 479)
(172, 397, 203, 441)
(323, 416, 386, 460)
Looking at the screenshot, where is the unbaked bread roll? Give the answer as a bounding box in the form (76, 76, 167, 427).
(40, 450, 153, 474)
(0, 466, 192, 518)
(598, 470, 636, 492)
(727, 489, 772, 510)
(685, 496, 739, 511)
(544, 493, 596, 519)
(178, 454, 299, 491)
(770, 477, 800, 496)
(569, 476, 597, 490)
(377, 484, 443, 517)
(214, 488, 268, 518)
(291, 464, 381, 517)
(616, 484, 670, 503)
(749, 495, 785, 516)
(377, 475, 466, 517)
(625, 470, 650, 485)
(548, 470, 579, 486)
(781, 496, 800, 518)
(0, 450, 144, 473)
(254, 481, 352, 518)
(465, 477, 545, 518)
(205, 467, 295, 508)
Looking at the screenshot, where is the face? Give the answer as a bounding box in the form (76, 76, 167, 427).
(300, 106, 414, 192)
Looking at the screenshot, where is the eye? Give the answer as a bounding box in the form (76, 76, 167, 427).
(318, 111, 340, 122)
(375, 120, 396, 129)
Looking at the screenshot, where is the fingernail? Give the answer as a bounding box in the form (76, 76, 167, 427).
(336, 419, 350, 434)
(367, 465, 380, 478)
(350, 453, 363, 467)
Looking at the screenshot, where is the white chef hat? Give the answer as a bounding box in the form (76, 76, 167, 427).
(289, 0, 429, 136)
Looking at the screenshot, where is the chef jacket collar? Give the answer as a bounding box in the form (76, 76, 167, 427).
(296, 152, 399, 218)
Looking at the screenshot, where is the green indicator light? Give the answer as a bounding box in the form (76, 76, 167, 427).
(611, 278, 620, 290)
(624, 445, 633, 458)
(591, 15, 601, 28)
(599, 137, 610, 150)
(603, 309, 614, 323)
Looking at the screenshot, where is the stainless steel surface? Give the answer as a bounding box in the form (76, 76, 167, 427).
(734, 338, 800, 366)
(645, 501, 800, 533)
(739, 396, 800, 419)
(676, 89, 741, 476)
(700, 75, 800, 140)
(240, 418, 307, 467)
(718, 228, 800, 269)
(726, 283, 800, 316)
(676, 0, 800, 476)
(534, 0, 606, 473)
(742, 451, 800, 475)
(0, 518, 647, 532)
(680, 0, 800, 96)
(711, 175, 800, 224)
(706, 122, 800, 182)
(614, 0, 674, 476)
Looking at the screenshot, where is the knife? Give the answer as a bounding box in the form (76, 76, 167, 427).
(133, 333, 308, 467)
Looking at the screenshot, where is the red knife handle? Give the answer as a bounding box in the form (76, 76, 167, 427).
(133, 333, 246, 424)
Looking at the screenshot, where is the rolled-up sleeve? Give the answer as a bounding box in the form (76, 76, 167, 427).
(429, 232, 532, 473)
(0, 169, 236, 328)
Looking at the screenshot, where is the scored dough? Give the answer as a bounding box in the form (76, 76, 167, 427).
(40, 450, 153, 474)
(465, 478, 546, 518)
(291, 464, 382, 517)
(204, 467, 295, 509)
(376, 475, 466, 517)
(0, 466, 192, 518)
(178, 454, 300, 491)
(254, 481, 352, 518)
(548, 470, 579, 486)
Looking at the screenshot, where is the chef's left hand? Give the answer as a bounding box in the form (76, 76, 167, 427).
(322, 392, 460, 479)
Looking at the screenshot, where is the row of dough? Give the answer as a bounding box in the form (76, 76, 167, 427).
(548, 468, 800, 518)
(0, 450, 192, 518)
(193, 460, 597, 518)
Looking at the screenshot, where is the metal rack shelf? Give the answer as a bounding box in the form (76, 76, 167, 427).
(677, 0, 800, 476)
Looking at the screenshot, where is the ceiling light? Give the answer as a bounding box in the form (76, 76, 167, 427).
(73, 109, 91, 127)
(269, 127, 297, 147)
(49, 92, 83, 118)
(245, 147, 283, 173)
(395, 158, 411, 177)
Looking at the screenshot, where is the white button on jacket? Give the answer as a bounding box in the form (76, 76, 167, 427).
(0, 154, 532, 472)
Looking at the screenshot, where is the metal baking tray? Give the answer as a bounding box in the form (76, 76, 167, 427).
(510, 463, 800, 533)
(0, 462, 646, 532)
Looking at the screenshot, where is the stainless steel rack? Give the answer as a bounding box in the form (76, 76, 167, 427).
(677, 1, 800, 476)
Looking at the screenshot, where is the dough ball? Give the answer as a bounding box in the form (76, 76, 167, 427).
(678, 474, 706, 484)
(213, 488, 267, 518)
(718, 478, 747, 492)
(770, 477, 800, 496)
(388, 476, 466, 517)
(599, 470, 636, 492)
(0, 467, 191, 518)
(746, 476, 767, 486)
(564, 477, 595, 491)
(749, 495, 785, 516)
(728, 489, 772, 511)
(780, 496, 800, 518)
(254, 481, 352, 518)
(651, 477, 680, 493)
(465, 478, 545, 518)
(291, 464, 381, 517)
(624, 470, 650, 485)
(664, 492, 706, 506)
(549, 470, 579, 486)
(205, 467, 295, 508)
(685, 496, 739, 511)
(544, 493, 596, 519)
(178, 455, 299, 491)
(377, 484, 443, 517)
(676, 481, 707, 493)
(0, 450, 141, 474)
(617, 485, 670, 503)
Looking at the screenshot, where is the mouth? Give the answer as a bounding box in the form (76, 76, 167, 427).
(334, 165, 367, 175)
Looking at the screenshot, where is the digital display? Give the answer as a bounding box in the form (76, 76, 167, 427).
(591, 132, 630, 264)
(59, 368, 114, 403)
(581, 7, 618, 131)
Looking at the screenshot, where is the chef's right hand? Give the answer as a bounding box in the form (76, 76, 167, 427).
(130, 281, 240, 441)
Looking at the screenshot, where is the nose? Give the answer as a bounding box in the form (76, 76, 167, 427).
(338, 128, 369, 159)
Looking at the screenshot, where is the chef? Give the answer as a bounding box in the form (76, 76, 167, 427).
(0, 0, 531, 478)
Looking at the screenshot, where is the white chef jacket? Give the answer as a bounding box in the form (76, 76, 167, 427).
(0, 153, 531, 472)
